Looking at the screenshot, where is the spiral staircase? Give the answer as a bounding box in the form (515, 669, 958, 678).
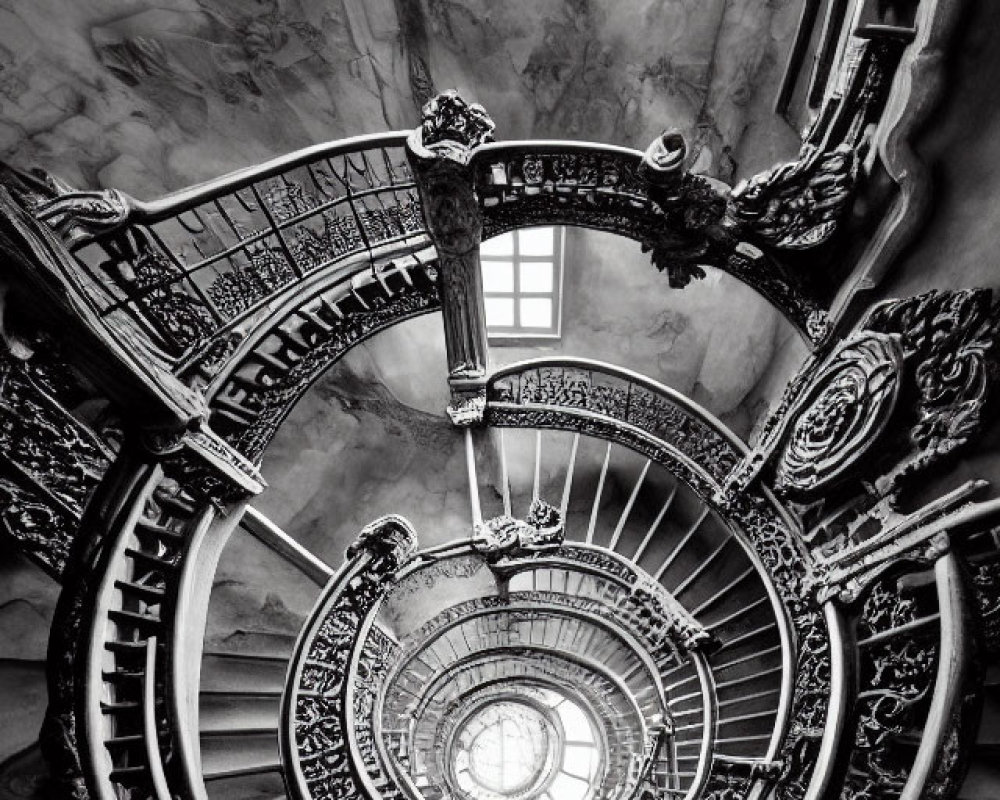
(2, 6, 1000, 799)
(194, 406, 792, 800)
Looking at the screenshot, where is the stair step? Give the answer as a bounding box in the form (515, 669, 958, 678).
(125, 547, 179, 571)
(104, 640, 149, 657)
(115, 579, 166, 603)
(102, 700, 140, 714)
(136, 517, 186, 542)
(206, 631, 299, 659)
(108, 764, 149, 786)
(103, 667, 146, 682)
(201, 731, 281, 781)
(106, 734, 144, 747)
(108, 609, 161, 634)
(201, 653, 290, 694)
(201, 694, 282, 734)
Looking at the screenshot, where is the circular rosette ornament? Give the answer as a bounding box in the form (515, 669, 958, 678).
(775, 332, 903, 498)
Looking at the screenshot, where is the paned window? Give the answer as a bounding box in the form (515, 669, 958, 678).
(481, 227, 563, 341)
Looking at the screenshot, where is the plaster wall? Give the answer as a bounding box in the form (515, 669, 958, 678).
(865, 2, 1000, 513)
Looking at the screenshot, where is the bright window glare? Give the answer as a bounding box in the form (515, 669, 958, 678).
(483, 261, 514, 292)
(557, 701, 591, 738)
(562, 745, 594, 779)
(450, 695, 600, 800)
(520, 297, 552, 328)
(519, 227, 554, 255)
(468, 716, 546, 792)
(520, 262, 553, 293)
(481, 227, 560, 337)
(548, 772, 589, 800)
(481, 232, 515, 256)
(485, 297, 515, 327)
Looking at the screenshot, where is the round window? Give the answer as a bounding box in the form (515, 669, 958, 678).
(453, 700, 558, 798)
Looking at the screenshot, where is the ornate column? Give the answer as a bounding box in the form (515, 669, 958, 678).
(406, 91, 495, 425)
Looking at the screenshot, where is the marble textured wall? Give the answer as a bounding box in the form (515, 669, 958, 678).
(0, 0, 800, 196)
(0, 545, 58, 797)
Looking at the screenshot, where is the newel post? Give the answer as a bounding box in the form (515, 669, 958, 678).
(406, 90, 496, 425)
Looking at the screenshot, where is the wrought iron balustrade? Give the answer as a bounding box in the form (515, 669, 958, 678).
(40, 133, 429, 367)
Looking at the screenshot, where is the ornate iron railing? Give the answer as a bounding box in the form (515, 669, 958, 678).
(43, 133, 428, 365)
(480, 358, 804, 797)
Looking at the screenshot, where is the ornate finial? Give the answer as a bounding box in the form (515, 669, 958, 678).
(625, 576, 713, 654)
(35, 184, 134, 248)
(639, 129, 688, 192)
(346, 514, 419, 573)
(419, 90, 496, 151)
(636, 128, 733, 290)
(473, 498, 564, 559)
(525, 498, 561, 534)
(446, 389, 486, 426)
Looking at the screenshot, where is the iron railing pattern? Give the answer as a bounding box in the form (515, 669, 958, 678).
(64, 134, 427, 362)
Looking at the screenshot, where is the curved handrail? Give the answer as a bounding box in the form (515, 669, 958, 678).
(802, 602, 851, 800)
(205, 251, 441, 461)
(468, 143, 821, 339)
(142, 636, 173, 800)
(488, 355, 751, 458)
(59, 133, 427, 370)
(83, 463, 213, 800)
(280, 546, 390, 800)
(372, 553, 671, 790)
(40, 127, 822, 398)
(390, 616, 667, 724)
(285, 534, 721, 800)
(470, 140, 657, 242)
(199, 243, 436, 391)
(476, 138, 648, 160)
(483, 356, 804, 776)
(688, 653, 717, 800)
(171, 502, 246, 800)
(899, 551, 973, 800)
(85, 466, 162, 800)
(128, 132, 412, 223)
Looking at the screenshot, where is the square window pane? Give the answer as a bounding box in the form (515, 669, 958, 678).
(520, 297, 552, 328)
(481, 232, 514, 256)
(482, 261, 514, 292)
(485, 297, 515, 327)
(518, 226, 554, 255)
(519, 262, 553, 293)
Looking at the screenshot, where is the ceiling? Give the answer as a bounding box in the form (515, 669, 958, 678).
(0, 0, 801, 193)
